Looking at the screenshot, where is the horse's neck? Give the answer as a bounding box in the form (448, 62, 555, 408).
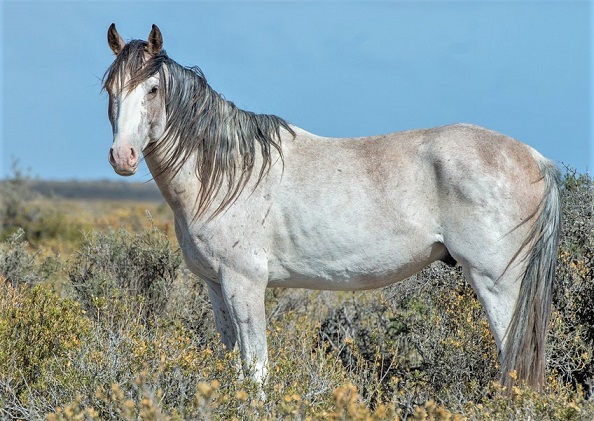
(145, 128, 291, 223)
(145, 146, 200, 221)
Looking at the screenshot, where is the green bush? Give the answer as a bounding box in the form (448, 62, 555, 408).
(318, 265, 499, 414)
(0, 229, 43, 286)
(0, 280, 90, 418)
(550, 169, 594, 397)
(0, 165, 38, 238)
(69, 226, 182, 324)
(0, 228, 62, 288)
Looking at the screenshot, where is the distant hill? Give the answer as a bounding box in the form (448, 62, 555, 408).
(27, 180, 165, 202)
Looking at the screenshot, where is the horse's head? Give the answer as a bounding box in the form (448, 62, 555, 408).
(104, 24, 167, 176)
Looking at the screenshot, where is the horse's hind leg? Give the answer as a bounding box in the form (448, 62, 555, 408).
(460, 261, 524, 361)
(443, 208, 532, 378)
(459, 234, 551, 390)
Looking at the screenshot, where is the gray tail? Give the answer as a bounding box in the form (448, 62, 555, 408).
(501, 159, 561, 390)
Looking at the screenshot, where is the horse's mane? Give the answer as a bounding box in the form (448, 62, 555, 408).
(103, 40, 295, 218)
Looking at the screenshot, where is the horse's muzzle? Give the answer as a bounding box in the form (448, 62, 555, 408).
(109, 146, 139, 176)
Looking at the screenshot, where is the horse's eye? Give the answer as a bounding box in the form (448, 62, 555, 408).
(149, 86, 159, 95)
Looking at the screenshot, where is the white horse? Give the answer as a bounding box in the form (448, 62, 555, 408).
(104, 24, 561, 391)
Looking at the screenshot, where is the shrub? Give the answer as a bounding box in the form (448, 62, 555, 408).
(0, 164, 38, 238)
(163, 266, 216, 341)
(0, 279, 90, 419)
(0, 228, 61, 288)
(318, 266, 499, 414)
(316, 169, 594, 413)
(0, 169, 592, 419)
(69, 225, 182, 324)
(0, 229, 43, 286)
(549, 169, 594, 397)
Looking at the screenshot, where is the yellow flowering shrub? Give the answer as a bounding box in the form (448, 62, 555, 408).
(0, 278, 90, 412)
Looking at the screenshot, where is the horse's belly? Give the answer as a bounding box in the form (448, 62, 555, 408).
(267, 264, 425, 290)
(266, 188, 444, 290)
(267, 234, 444, 290)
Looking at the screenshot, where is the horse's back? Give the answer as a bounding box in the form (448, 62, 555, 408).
(283, 123, 545, 210)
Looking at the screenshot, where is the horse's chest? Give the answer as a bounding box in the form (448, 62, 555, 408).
(174, 220, 220, 281)
(174, 214, 268, 282)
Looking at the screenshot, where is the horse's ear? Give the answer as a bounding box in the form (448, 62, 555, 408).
(147, 24, 163, 55)
(108, 23, 126, 55)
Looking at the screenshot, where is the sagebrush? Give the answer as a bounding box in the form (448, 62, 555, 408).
(0, 170, 592, 420)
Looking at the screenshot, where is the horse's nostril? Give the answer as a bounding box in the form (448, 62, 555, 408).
(130, 148, 136, 159)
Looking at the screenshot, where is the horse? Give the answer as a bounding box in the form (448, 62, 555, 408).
(103, 24, 561, 392)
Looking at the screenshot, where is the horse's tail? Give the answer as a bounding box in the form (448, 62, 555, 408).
(501, 158, 561, 391)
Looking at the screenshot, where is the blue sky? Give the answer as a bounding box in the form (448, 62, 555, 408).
(1, 1, 591, 181)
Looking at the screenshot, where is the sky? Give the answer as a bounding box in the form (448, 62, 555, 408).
(1, 0, 591, 182)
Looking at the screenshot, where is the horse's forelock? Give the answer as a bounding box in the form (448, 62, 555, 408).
(102, 40, 167, 94)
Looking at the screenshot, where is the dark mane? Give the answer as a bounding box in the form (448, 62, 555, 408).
(103, 40, 295, 218)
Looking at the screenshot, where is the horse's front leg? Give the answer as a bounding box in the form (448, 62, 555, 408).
(219, 266, 268, 385)
(205, 279, 237, 351)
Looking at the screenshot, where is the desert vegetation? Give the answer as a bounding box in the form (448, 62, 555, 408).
(0, 168, 592, 420)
